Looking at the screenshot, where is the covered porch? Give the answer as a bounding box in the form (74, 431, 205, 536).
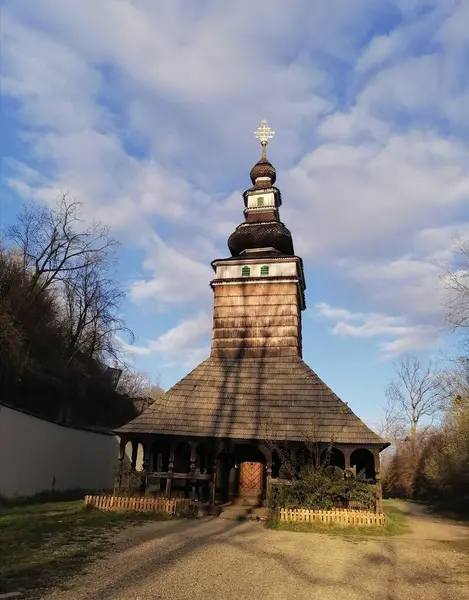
(115, 434, 383, 510)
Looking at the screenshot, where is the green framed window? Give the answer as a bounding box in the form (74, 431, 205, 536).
(241, 266, 250, 277)
(257, 196, 264, 207)
(260, 265, 269, 276)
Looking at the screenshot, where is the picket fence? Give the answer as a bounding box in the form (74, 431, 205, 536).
(84, 494, 192, 515)
(279, 507, 386, 527)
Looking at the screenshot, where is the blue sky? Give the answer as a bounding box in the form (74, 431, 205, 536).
(2, 0, 469, 429)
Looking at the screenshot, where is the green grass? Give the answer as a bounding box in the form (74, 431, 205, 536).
(267, 500, 409, 537)
(0, 499, 171, 597)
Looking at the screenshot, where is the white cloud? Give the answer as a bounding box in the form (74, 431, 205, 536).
(355, 2, 454, 74)
(436, 0, 469, 46)
(316, 302, 442, 357)
(344, 256, 445, 319)
(314, 303, 355, 321)
(283, 131, 469, 262)
(3, 0, 469, 369)
(124, 312, 212, 368)
(2, 14, 103, 132)
(130, 234, 213, 307)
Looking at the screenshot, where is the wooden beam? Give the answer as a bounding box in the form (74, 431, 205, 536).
(148, 472, 212, 480)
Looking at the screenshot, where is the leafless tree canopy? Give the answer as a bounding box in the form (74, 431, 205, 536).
(385, 355, 444, 445)
(437, 356, 469, 402)
(7, 193, 133, 363)
(383, 356, 469, 502)
(63, 263, 133, 364)
(0, 193, 146, 428)
(118, 365, 162, 393)
(8, 194, 118, 302)
(380, 238, 469, 502)
(261, 415, 335, 479)
(443, 237, 469, 344)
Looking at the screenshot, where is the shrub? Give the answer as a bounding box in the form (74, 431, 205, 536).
(275, 467, 376, 511)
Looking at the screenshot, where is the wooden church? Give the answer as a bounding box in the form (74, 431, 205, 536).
(115, 120, 387, 507)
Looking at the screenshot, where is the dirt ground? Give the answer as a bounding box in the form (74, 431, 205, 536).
(40, 501, 469, 600)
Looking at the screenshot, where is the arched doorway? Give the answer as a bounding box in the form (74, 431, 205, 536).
(151, 440, 170, 472)
(236, 444, 266, 506)
(351, 448, 376, 481)
(125, 440, 144, 471)
(148, 440, 171, 494)
(174, 442, 191, 472)
(272, 450, 281, 479)
(173, 442, 191, 496)
(321, 446, 345, 470)
(196, 442, 214, 474)
(216, 452, 236, 504)
(296, 446, 312, 476)
(196, 442, 214, 503)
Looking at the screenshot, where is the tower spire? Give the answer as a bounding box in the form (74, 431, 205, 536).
(226, 118, 293, 258)
(254, 119, 275, 160)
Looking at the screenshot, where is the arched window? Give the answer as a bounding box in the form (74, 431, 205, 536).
(350, 448, 376, 481)
(241, 266, 250, 277)
(260, 265, 269, 276)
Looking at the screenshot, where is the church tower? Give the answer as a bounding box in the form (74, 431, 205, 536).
(211, 120, 305, 359)
(115, 120, 387, 508)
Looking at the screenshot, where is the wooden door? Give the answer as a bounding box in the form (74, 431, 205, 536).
(238, 461, 263, 504)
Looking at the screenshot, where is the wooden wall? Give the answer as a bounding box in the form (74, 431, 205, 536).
(211, 282, 302, 358)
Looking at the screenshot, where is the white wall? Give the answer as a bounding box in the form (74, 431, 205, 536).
(216, 261, 297, 279)
(246, 191, 275, 209)
(0, 403, 119, 498)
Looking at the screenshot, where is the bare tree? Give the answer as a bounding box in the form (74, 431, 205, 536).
(443, 237, 469, 346)
(0, 196, 139, 427)
(117, 368, 152, 398)
(63, 263, 133, 363)
(117, 367, 164, 413)
(385, 355, 444, 448)
(6, 193, 134, 365)
(260, 413, 334, 480)
(7, 193, 118, 303)
(437, 356, 469, 403)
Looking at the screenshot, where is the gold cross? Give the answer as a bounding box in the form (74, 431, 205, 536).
(254, 119, 275, 147)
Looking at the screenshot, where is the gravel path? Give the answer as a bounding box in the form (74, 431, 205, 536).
(41, 503, 469, 600)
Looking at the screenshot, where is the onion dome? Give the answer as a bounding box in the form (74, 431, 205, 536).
(250, 157, 276, 185)
(228, 222, 294, 257)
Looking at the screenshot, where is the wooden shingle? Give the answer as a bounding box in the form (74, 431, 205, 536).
(115, 356, 387, 447)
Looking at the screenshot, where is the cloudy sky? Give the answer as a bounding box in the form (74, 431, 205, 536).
(2, 0, 469, 426)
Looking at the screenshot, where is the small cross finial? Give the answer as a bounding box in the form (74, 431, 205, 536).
(254, 119, 275, 148)
(254, 119, 275, 160)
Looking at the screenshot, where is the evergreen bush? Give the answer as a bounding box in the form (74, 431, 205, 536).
(275, 467, 376, 511)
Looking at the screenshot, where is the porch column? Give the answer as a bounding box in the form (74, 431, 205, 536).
(372, 448, 383, 514)
(265, 463, 273, 508)
(115, 437, 127, 493)
(141, 444, 151, 495)
(189, 443, 197, 473)
(209, 458, 218, 506)
(166, 445, 175, 497)
(228, 465, 237, 502)
(342, 446, 352, 472)
(258, 443, 273, 507)
(289, 446, 298, 478)
(188, 442, 198, 500)
(209, 441, 225, 506)
(130, 440, 138, 471)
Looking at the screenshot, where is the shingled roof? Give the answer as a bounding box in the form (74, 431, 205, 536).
(115, 357, 387, 448)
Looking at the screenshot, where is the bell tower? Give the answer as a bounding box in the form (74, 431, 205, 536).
(210, 120, 306, 359)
